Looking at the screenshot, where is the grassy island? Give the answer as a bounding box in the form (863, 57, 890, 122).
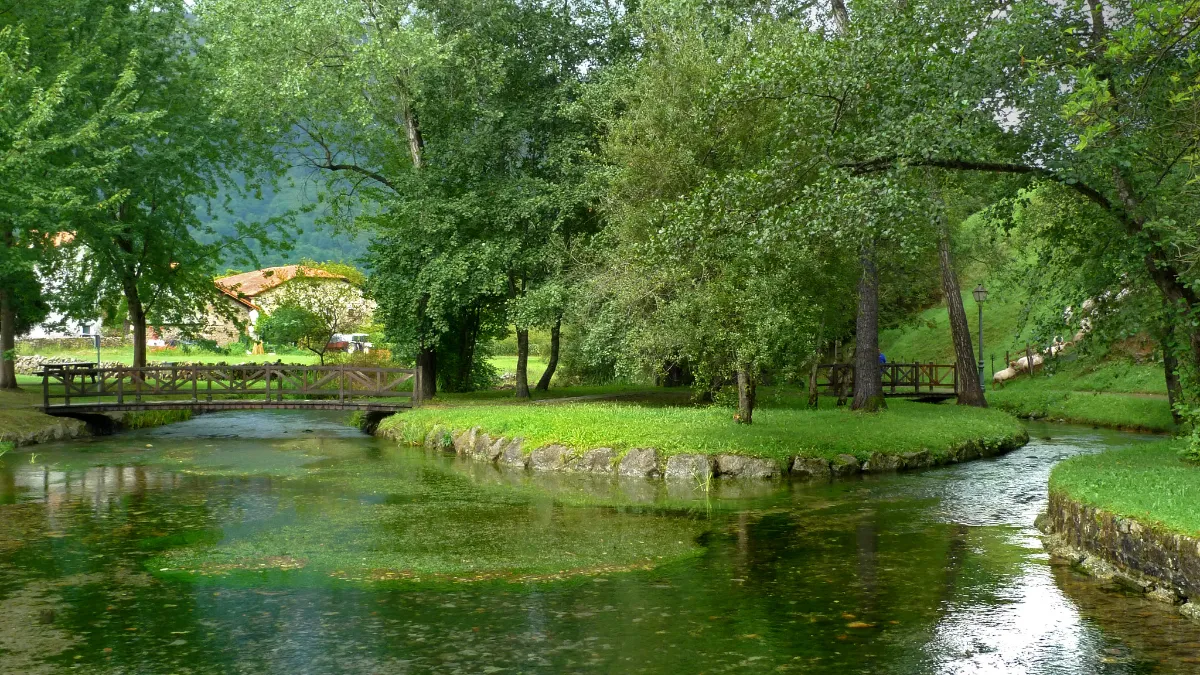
(382, 397, 1028, 465)
(1050, 441, 1200, 536)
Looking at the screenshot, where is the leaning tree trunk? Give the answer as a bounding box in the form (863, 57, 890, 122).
(937, 226, 986, 406)
(535, 317, 560, 392)
(416, 346, 437, 401)
(0, 286, 16, 390)
(852, 243, 886, 412)
(514, 328, 530, 399)
(736, 366, 757, 424)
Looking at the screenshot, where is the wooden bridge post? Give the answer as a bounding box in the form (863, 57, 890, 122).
(191, 367, 198, 402)
(339, 364, 345, 405)
(117, 371, 124, 405)
(42, 371, 49, 409)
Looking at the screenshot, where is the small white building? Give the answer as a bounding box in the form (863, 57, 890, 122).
(21, 314, 103, 339)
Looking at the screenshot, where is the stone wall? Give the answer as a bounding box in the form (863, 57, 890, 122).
(1041, 491, 1200, 621)
(17, 337, 126, 351)
(378, 422, 1029, 482)
(14, 355, 127, 375)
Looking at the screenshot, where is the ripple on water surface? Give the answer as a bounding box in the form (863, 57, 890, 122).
(0, 412, 1196, 673)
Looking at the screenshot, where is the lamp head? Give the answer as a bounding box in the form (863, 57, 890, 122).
(972, 284, 988, 303)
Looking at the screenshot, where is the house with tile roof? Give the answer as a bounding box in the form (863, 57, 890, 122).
(203, 265, 373, 345)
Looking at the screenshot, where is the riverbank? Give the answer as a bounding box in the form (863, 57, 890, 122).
(0, 387, 88, 447)
(378, 398, 1029, 480)
(0, 383, 193, 447)
(1042, 440, 1200, 621)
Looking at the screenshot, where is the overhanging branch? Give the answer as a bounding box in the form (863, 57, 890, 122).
(844, 156, 1115, 213)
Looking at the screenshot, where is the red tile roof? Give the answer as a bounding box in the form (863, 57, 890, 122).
(214, 265, 345, 298)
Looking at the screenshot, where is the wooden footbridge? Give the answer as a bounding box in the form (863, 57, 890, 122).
(37, 363, 420, 415)
(815, 363, 958, 400)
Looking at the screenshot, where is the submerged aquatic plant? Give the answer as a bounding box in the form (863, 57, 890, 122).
(0, 441, 11, 459)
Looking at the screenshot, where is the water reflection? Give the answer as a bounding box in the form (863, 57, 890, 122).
(0, 413, 1195, 673)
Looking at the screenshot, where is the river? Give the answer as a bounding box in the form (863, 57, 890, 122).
(1, 411, 1197, 673)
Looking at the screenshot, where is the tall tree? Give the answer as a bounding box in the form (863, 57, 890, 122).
(45, 1, 286, 368)
(0, 6, 143, 388)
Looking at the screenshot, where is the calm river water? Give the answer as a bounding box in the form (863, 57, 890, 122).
(1, 411, 1198, 673)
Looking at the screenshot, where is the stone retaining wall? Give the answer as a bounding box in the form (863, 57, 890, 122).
(18, 337, 126, 351)
(14, 355, 127, 375)
(1040, 491, 1200, 621)
(378, 422, 1028, 482)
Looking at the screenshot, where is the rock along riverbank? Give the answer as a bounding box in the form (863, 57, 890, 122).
(377, 422, 1029, 482)
(1039, 491, 1200, 622)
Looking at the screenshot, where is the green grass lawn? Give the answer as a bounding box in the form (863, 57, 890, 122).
(986, 359, 1174, 432)
(1050, 441, 1200, 536)
(485, 355, 549, 375)
(18, 345, 323, 365)
(383, 398, 1027, 463)
(988, 383, 1175, 433)
(879, 288, 1039, 365)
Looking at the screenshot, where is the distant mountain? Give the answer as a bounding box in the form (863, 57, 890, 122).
(198, 167, 371, 268)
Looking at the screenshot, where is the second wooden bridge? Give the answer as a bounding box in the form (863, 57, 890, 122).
(815, 363, 958, 400)
(38, 363, 421, 415)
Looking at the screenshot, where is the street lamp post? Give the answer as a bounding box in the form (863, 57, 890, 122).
(972, 284, 988, 392)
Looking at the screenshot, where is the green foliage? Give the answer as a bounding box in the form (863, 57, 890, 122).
(1051, 441, 1200, 536)
(2, 267, 48, 337)
(121, 409, 192, 430)
(256, 304, 325, 352)
(23, 1, 293, 365)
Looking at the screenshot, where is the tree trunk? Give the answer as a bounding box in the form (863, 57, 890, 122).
(535, 318, 560, 392)
(937, 226, 986, 406)
(416, 346, 437, 401)
(1164, 345, 1183, 425)
(1159, 305, 1184, 424)
(126, 286, 147, 369)
(736, 367, 756, 424)
(0, 286, 16, 390)
(515, 328, 530, 399)
(807, 357, 821, 409)
(403, 106, 425, 170)
(807, 322, 825, 409)
(852, 243, 886, 412)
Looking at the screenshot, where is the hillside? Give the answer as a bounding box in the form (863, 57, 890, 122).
(198, 167, 371, 266)
(879, 285, 1173, 431)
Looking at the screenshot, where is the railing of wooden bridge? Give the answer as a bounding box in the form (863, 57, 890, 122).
(38, 363, 420, 410)
(815, 362, 957, 398)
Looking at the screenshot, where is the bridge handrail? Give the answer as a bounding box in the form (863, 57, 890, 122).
(813, 362, 958, 396)
(40, 363, 419, 410)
